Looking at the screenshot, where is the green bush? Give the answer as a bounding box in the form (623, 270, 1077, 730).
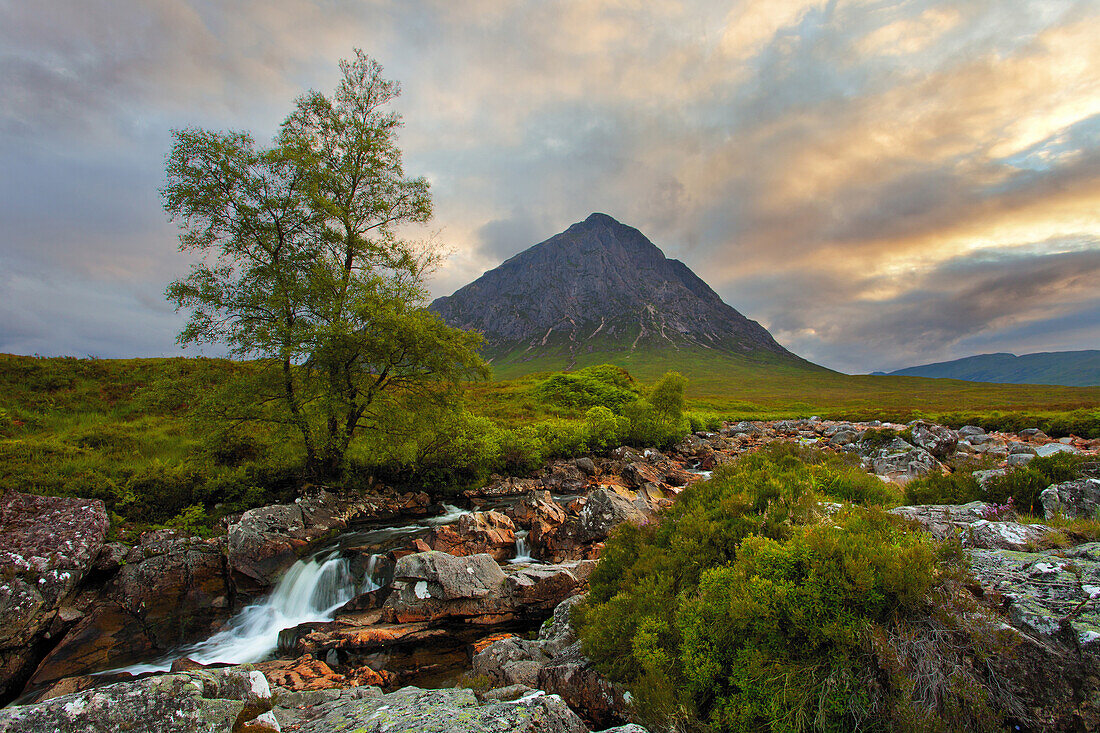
(984, 468, 1049, 516)
(904, 473, 982, 506)
(623, 372, 690, 449)
(584, 406, 629, 453)
(531, 364, 639, 411)
(575, 446, 995, 732)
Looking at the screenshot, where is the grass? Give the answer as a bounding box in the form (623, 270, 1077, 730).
(2, 351, 1097, 538)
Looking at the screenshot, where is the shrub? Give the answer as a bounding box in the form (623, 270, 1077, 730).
(531, 364, 639, 411)
(984, 468, 1049, 516)
(585, 406, 628, 453)
(575, 446, 999, 732)
(904, 473, 982, 506)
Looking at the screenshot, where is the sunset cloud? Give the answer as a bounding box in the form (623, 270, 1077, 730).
(1, 0, 1097, 371)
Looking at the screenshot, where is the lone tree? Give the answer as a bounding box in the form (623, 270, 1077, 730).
(164, 50, 487, 480)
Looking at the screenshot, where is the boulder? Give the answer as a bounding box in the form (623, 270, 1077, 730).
(828, 429, 858, 447)
(271, 685, 586, 733)
(29, 532, 232, 689)
(958, 425, 986, 437)
(966, 544, 1100, 730)
(573, 457, 597, 476)
(1040, 478, 1100, 519)
(0, 666, 278, 733)
(1006, 453, 1035, 467)
(228, 504, 308, 597)
(908, 420, 958, 459)
(0, 492, 108, 702)
(971, 469, 1007, 488)
(542, 462, 590, 493)
(1035, 443, 1079, 458)
(578, 489, 649, 542)
(865, 439, 941, 483)
(507, 491, 568, 530)
(424, 511, 516, 560)
(888, 503, 1057, 551)
(381, 552, 593, 625)
(473, 595, 633, 729)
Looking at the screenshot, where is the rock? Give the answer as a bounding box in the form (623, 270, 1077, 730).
(1006, 453, 1035, 467)
(383, 552, 508, 623)
(865, 439, 941, 483)
(622, 462, 662, 488)
(272, 685, 587, 733)
(578, 489, 648, 542)
(966, 544, 1100, 730)
(1008, 441, 1037, 455)
(966, 433, 994, 446)
(971, 469, 1007, 488)
(473, 596, 632, 729)
(256, 654, 389, 691)
(673, 435, 706, 456)
(507, 491, 568, 530)
(958, 425, 986, 437)
(908, 420, 958, 459)
(573, 457, 597, 476)
(470, 476, 545, 499)
(382, 552, 593, 625)
(1035, 443, 1079, 458)
(1040, 478, 1100, 519)
(29, 533, 233, 689)
(1018, 428, 1048, 440)
(0, 492, 108, 702)
(828, 429, 858, 447)
(424, 511, 516, 560)
(228, 504, 308, 597)
(888, 503, 1057, 551)
(542, 462, 589, 493)
(0, 666, 278, 733)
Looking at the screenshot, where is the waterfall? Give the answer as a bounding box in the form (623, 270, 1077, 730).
(512, 530, 534, 562)
(115, 553, 370, 675)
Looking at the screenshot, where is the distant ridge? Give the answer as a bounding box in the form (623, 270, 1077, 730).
(884, 350, 1100, 387)
(430, 213, 822, 377)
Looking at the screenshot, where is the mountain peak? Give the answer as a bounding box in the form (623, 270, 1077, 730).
(431, 216, 809, 373)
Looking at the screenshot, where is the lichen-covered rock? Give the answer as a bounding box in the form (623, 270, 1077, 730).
(578, 489, 648, 542)
(272, 685, 586, 733)
(967, 544, 1100, 730)
(0, 666, 278, 733)
(29, 532, 232, 689)
(507, 491, 568, 530)
(1040, 478, 1100, 519)
(888, 503, 1056, 551)
(0, 492, 108, 702)
(908, 420, 958, 458)
(864, 439, 941, 483)
(228, 504, 308, 597)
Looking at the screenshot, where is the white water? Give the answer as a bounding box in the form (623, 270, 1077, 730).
(117, 553, 374, 675)
(512, 530, 534, 563)
(426, 504, 468, 525)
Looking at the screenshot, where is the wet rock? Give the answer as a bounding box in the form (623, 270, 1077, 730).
(1040, 478, 1100, 519)
(908, 420, 958, 459)
(889, 503, 1057, 551)
(228, 504, 308, 597)
(0, 666, 278, 733)
(424, 511, 516, 560)
(507, 491, 568, 530)
(272, 685, 586, 733)
(473, 595, 632, 729)
(0, 492, 108, 702)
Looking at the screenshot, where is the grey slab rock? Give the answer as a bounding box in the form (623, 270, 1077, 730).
(1035, 443, 1079, 458)
(273, 685, 587, 733)
(888, 502, 1057, 550)
(908, 420, 958, 458)
(0, 666, 277, 733)
(1006, 452, 1035, 467)
(1040, 478, 1100, 519)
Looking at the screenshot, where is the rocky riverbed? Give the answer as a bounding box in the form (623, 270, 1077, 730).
(2, 417, 1099, 731)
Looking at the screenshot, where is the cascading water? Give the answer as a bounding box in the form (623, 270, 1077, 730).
(117, 552, 378, 674)
(512, 530, 534, 563)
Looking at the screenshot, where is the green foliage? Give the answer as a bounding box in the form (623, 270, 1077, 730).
(163, 50, 487, 480)
(904, 473, 982, 506)
(623, 371, 690, 449)
(531, 364, 639, 411)
(575, 446, 981, 732)
(686, 411, 724, 433)
(859, 427, 914, 449)
(585, 406, 629, 452)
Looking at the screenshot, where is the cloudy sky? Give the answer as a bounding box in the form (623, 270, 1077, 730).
(1, 0, 1098, 373)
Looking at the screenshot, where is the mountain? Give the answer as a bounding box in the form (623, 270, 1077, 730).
(884, 351, 1100, 387)
(430, 213, 821, 377)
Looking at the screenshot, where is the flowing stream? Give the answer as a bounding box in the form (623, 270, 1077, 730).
(109, 500, 556, 675)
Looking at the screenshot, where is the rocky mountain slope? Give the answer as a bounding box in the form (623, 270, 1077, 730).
(430, 213, 817, 374)
(884, 350, 1100, 387)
